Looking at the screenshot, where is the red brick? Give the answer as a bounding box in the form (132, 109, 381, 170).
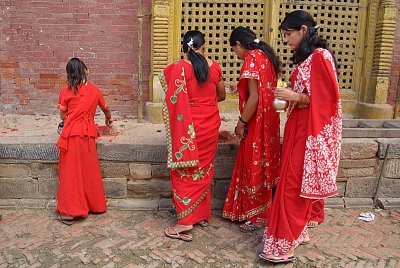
(0, 0, 151, 116)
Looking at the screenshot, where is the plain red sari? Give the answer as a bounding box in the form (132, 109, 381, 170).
(160, 60, 222, 225)
(223, 49, 280, 225)
(262, 48, 342, 256)
(56, 82, 107, 217)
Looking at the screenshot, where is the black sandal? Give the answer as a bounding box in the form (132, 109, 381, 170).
(56, 213, 74, 226)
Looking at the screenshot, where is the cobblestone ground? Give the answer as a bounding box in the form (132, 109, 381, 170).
(0, 208, 399, 268)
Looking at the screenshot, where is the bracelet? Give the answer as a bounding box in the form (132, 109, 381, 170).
(238, 116, 247, 124)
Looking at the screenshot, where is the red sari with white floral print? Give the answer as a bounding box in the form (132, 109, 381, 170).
(223, 49, 280, 225)
(160, 59, 222, 225)
(262, 48, 342, 256)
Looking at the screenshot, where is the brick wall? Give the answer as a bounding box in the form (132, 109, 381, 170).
(0, 0, 151, 116)
(388, 0, 400, 117)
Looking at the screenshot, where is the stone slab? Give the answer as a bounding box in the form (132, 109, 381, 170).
(344, 198, 374, 208)
(129, 163, 152, 179)
(0, 178, 38, 198)
(100, 162, 130, 178)
(338, 158, 378, 169)
(340, 138, 378, 160)
(116, 199, 161, 211)
(324, 197, 345, 208)
(383, 159, 400, 179)
(213, 180, 230, 200)
(97, 144, 167, 162)
(377, 178, 400, 198)
(103, 178, 128, 199)
(31, 162, 53, 178)
(376, 138, 400, 159)
(0, 164, 31, 178)
(150, 164, 169, 178)
(345, 177, 378, 198)
(337, 167, 375, 178)
(0, 144, 58, 161)
(127, 179, 171, 198)
(37, 178, 58, 198)
(214, 158, 235, 179)
(377, 198, 400, 208)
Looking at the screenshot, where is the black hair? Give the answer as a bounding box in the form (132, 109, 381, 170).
(182, 30, 209, 84)
(66, 57, 87, 94)
(279, 10, 337, 69)
(229, 26, 281, 74)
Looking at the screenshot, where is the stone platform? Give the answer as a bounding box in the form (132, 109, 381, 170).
(0, 114, 399, 210)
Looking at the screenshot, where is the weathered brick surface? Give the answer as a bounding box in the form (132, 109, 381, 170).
(0, 0, 152, 116)
(0, 208, 398, 267)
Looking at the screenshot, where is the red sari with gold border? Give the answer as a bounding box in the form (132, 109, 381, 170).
(262, 48, 342, 256)
(56, 82, 107, 217)
(160, 59, 222, 225)
(223, 49, 280, 225)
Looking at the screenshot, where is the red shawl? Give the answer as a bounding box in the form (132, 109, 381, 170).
(56, 83, 98, 151)
(288, 48, 342, 198)
(159, 60, 199, 169)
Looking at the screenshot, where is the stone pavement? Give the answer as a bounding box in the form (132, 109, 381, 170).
(0, 208, 399, 268)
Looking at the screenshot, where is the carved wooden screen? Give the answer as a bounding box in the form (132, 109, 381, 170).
(277, 1, 361, 91)
(180, 0, 265, 86)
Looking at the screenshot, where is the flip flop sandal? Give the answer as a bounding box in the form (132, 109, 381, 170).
(197, 220, 208, 227)
(55, 213, 74, 226)
(239, 221, 259, 233)
(259, 253, 296, 263)
(307, 221, 319, 228)
(164, 227, 193, 242)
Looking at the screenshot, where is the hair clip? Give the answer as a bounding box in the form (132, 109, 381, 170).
(314, 25, 320, 29)
(254, 38, 260, 44)
(187, 38, 194, 50)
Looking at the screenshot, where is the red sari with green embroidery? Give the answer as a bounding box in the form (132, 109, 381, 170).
(160, 59, 222, 225)
(223, 49, 280, 225)
(262, 48, 342, 256)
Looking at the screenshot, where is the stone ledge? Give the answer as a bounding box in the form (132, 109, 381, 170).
(377, 198, 400, 208)
(0, 197, 382, 210)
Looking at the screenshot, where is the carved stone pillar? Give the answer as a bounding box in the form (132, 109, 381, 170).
(357, 0, 397, 118)
(146, 0, 182, 123)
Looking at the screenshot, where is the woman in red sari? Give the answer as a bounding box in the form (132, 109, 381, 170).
(223, 27, 281, 232)
(260, 10, 342, 263)
(161, 30, 225, 241)
(56, 58, 112, 225)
